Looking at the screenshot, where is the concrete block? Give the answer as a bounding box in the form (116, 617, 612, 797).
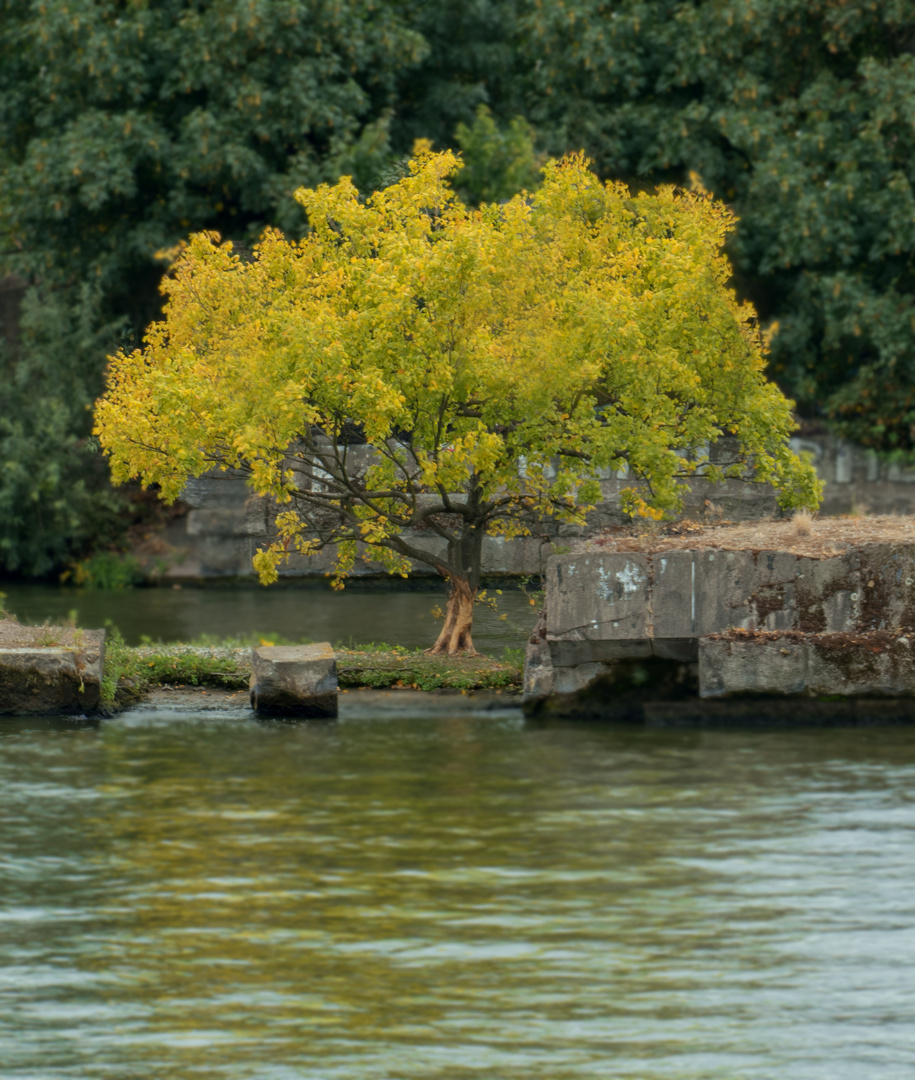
(249, 643, 337, 718)
(481, 535, 545, 576)
(692, 549, 757, 634)
(854, 544, 915, 630)
(743, 551, 804, 630)
(198, 536, 256, 576)
(186, 507, 264, 538)
(810, 552, 858, 632)
(242, 496, 269, 537)
(650, 550, 696, 638)
(698, 636, 808, 698)
(0, 631, 105, 715)
(699, 633, 915, 700)
(807, 636, 915, 697)
(181, 470, 250, 509)
(546, 553, 650, 640)
(790, 555, 846, 633)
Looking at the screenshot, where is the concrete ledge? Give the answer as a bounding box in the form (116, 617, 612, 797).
(546, 544, 915, 645)
(527, 543, 915, 711)
(700, 632, 915, 699)
(249, 643, 338, 719)
(0, 632, 105, 715)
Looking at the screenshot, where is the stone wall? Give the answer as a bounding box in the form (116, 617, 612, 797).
(157, 442, 778, 580)
(152, 434, 915, 580)
(790, 432, 915, 516)
(523, 543, 915, 712)
(159, 469, 556, 579)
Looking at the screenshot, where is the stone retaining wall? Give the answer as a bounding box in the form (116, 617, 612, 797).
(156, 440, 777, 579)
(524, 544, 915, 714)
(699, 633, 915, 699)
(790, 433, 915, 516)
(149, 434, 915, 580)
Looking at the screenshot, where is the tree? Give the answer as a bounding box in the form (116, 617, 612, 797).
(0, 284, 124, 574)
(0, 0, 426, 572)
(454, 105, 542, 206)
(513, 0, 915, 454)
(96, 151, 819, 653)
(387, 0, 525, 154)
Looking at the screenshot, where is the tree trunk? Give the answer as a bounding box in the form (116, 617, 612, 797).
(428, 576, 478, 656)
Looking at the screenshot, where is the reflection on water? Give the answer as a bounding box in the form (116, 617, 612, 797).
(2, 711, 915, 1079)
(0, 581, 536, 651)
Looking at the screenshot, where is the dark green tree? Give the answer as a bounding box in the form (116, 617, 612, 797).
(0, 0, 426, 573)
(454, 105, 541, 205)
(515, 0, 915, 453)
(0, 285, 127, 575)
(387, 0, 524, 153)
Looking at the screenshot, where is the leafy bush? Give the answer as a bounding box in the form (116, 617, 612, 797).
(64, 552, 144, 590)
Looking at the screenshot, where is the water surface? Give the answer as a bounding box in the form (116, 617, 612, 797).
(2, 708, 914, 1078)
(0, 581, 534, 652)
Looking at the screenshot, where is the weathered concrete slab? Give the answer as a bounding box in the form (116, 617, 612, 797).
(691, 549, 757, 634)
(529, 543, 915, 712)
(650, 550, 698, 638)
(0, 630, 105, 715)
(807, 636, 915, 697)
(698, 636, 808, 698)
(699, 633, 915, 699)
(249, 643, 337, 718)
(852, 543, 915, 631)
(546, 553, 651, 640)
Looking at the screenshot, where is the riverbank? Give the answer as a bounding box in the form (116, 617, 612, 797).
(132, 684, 520, 716)
(104, 637, 523, 711)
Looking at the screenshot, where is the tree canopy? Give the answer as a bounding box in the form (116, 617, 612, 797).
(515, 0, 915, 452)
(0, 0, 426, 573)
(95, 151, 819, 652)
(2, 0, 907, 576)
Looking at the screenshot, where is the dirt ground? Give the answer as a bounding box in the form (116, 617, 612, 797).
(588, 514, 915, 560)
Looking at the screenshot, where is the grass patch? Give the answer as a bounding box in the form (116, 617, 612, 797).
(336, 645, 523, 692)
(100, 625, 135, 706)
(129, 651, 249, 690)
(101, 630, 250, 706)
(100, 630, 524, 703)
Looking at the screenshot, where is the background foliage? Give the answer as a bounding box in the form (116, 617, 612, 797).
(0, 0, 426, 573)
(1, 0, 912, 574)
(515, 0, 915, 454)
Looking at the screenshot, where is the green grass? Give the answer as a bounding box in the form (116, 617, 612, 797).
(336, 645, 523, 691)
(100, 631, 524, 705)
(101, 628, 250, 706)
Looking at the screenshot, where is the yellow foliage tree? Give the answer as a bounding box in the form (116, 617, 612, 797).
(95, 150, 820, 654)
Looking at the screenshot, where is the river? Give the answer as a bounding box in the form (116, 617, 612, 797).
(2, 701, 914, 1079)
(0, 581, 536, 653)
